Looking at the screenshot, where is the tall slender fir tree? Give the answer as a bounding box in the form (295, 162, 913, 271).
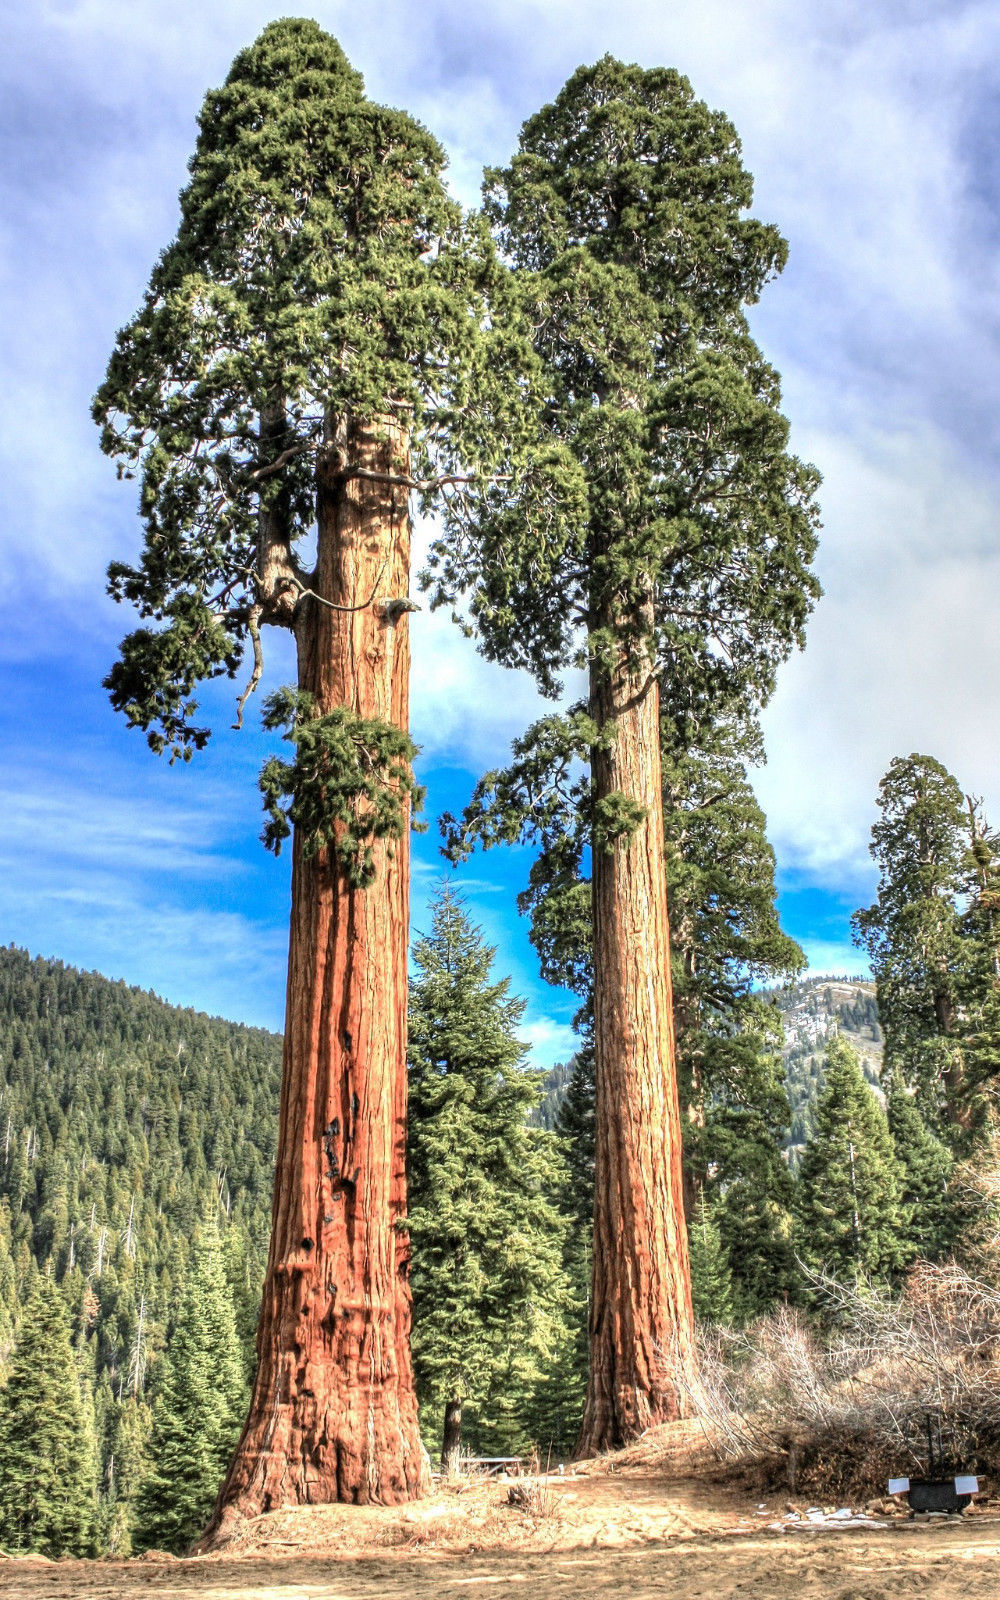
(688, 1190, 734, 1325)
(853, 756, 973, 1134)
(134, 1221, 246, 1553)
(795, 1037, 908, 1283)
(407, 888, 579, 1465)
(0, 1275, 99, 1557)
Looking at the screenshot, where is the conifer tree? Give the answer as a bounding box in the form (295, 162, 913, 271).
(94, 19, 518, 1516)
(101, 1392, 153, 1557)
(718, 1163, 798, 1322)
(133, 1221, 246, 1553)
(434, 58, 819, 1450)
(0, 1199, 16, 1361)
(688, 1190, 734, 1325)
(885, 1072, 955, 1259)
(662, 711, 804, 1213)
(0, 1276, 98, 1557)
(554, 1039, 596, 1279)
(795, 1037, 907, 1282)
(407, 888, 578, 1465)
(853, 756, 973, 1133)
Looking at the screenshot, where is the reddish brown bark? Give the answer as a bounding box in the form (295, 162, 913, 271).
(205, 418, 427, 1540)
(576, 649, 699, 1457)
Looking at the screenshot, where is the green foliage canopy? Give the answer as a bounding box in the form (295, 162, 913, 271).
(406, 888, 580, 1457)
(0, 1274, 99, 1557)
(796, 1036, 908, 1283)
(133, 1221, 247, 1553)
(93, 18, 517, 768)
(426, 55, 821, 709)
(854, 753, 1000, 1137)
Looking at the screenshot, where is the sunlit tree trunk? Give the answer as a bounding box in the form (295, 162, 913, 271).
(207, 418, 427, 1536)
(577, 629, 699, 1456)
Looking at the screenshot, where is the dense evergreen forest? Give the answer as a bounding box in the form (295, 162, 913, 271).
(0, 948, 280, 1552)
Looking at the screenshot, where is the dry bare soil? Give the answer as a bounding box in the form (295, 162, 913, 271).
(5, 1422, 1000, 1600)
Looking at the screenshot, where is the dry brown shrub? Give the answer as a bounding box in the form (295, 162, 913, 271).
(683, 1265, 1000, 1502)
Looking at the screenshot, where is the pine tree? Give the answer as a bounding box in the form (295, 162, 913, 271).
(407, 888, 579, 1465)
(133, 1220, 246, 1553)
(0, 1199, 17, 1362)
(795, 1037, 908, 1282)
(433, 58, 820, 1450)
(718, 1143, 799, 1322)
(100, 1390, 153, 1557)
(93, 18, 519, 1518)
(885, 1072, 954, 1259)
(0, 1275, 98, 1557)
(662, 711, 804, 1216)
(853, 755, 974, 1134)
(688, 1191, 734, 1325)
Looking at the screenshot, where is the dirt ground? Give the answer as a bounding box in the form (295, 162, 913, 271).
(5, 1423, 1000, 1600)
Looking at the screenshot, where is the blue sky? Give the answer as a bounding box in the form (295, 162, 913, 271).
(2, 0, 1000, 1064)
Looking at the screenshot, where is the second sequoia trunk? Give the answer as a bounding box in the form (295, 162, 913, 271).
(577, 640, 699, 1456)
(207, 418, 427, 1536)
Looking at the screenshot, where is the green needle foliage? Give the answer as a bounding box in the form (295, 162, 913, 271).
(133, 1220, 247, 1553)
(450, 709, 803, 1322)
(854, 753, 1000, 1140)
(426, 55, 821, 719)
(0, 1274, 99, 1557)
(795, 1037, 908, 1284)
(853, 755, 972, 1131)
(884, 1071, 955, 1259)
(435, 58, 817, 1333)
(688, 1189, 734, 1326)
(407, 888, 580, 1460)
(93, 17, 518, 843)
(259, 687, 425, 885)
(662, 710, 803, 1316)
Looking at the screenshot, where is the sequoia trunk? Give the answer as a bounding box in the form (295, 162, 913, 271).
(576, 645, 699, 1456)
(206, 418, 427, 1538)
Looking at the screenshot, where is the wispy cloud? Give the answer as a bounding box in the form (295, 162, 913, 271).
(2, 0, 999, 1007)
(517, 1014, 580, 1069)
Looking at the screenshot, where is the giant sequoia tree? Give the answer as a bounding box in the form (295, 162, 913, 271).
(434, 59, 820, 1450)
(94, 20, 508, 1521)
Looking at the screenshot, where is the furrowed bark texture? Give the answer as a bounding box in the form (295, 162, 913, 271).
(577, 648, 698, 1456)
(207, 418, 427, 1538)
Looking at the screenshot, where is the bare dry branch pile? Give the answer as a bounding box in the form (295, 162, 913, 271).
(689, 1265, 1000, 1502)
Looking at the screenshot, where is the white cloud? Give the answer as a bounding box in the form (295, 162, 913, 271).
(4, 0, 1000, 996)
(517, 1014, 580, 1069)
(756, 418, 1000, 890)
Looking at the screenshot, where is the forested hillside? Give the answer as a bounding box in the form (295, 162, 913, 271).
(770, 977, 882, 1157)
(0, 945, 282, 1549)
(0, 932, 581, 1550)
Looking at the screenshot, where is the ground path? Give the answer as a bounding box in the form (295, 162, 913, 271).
(5, 1425, 999, 1599)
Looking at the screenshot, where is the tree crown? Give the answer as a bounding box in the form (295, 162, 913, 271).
(95, 19, 505, 759)
(425, 55, 820, 704)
